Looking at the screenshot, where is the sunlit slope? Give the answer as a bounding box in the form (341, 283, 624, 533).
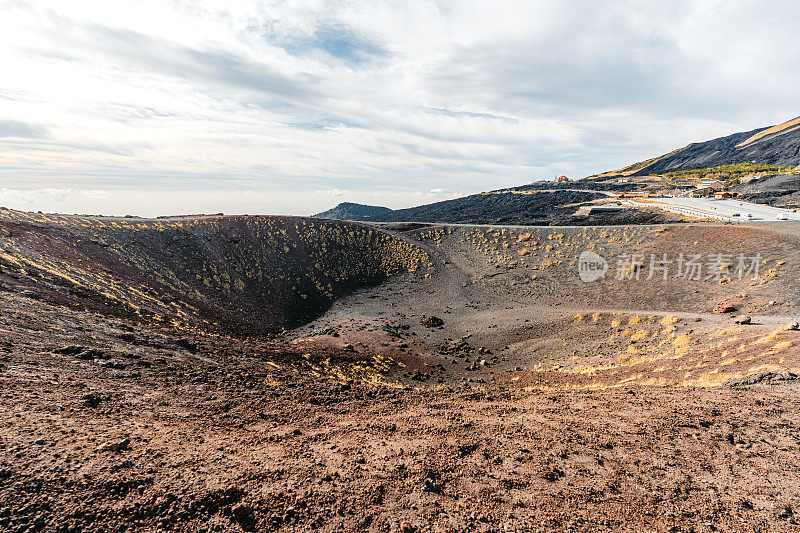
(736, 116, 800, 148)
(414, 224, 800, 390)
(599, 116, 800, 177)
(415, 224, 800, 315)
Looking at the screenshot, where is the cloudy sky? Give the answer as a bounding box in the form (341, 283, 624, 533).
(1, 0, 798, 216)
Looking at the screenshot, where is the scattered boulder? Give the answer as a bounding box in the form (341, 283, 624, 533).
(314, 327, 339, 337)
(96, 438, 130, 453)
(457, 443, 480, 457)
(421, 315, 444, 328)
(53, 345, 87, 355)
(734, 315, 752, 325)
(118, 333, 138, 344)
(81, 392, 110, 408)
(79, 349, 106, 360)
(400, 521, 417, 533)
(410, 370, 427, 381)
(175, 338, 198, 353)
(421, 478, 442, 493)
(382, 324, 406, 338)
(88, 237, 110, 247)
(437, 338, 472, 356)
(713, 303, 737, 314)
(541, 467, 566, 482)
(788, 322, 800, 331)
(231, 503, 253, 518)
(54, 345, 108, 360)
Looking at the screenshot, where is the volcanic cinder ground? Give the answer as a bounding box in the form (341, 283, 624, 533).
(1, 209, 800, 532)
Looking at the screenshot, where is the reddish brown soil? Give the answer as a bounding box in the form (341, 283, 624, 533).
(3, 290, 800, 532)
(2, 210, 800, 532)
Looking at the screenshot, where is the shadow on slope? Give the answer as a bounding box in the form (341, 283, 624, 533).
(0, 211, 430, 335)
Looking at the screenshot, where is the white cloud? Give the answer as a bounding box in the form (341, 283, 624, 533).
(0, 187, 106, 208)
(319, 188, 347, 197)
(0, 0, 798, 215)
(0, 186, 474, 217)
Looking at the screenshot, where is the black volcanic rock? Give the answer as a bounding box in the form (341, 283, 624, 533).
(731, 173, 800, 207)
(315, 191, 606, 225)
(315, 202, 393, 220)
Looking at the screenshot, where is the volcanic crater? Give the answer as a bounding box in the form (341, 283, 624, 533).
(2, 208, 800, 532)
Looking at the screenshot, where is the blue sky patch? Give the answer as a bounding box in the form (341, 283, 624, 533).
(266, 21, 387, 67)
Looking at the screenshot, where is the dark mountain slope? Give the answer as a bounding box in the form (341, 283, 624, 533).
(375, 191, 601, 224)
(314, 191, 678, 225)
(599, 116, 800, 177)
(314, 202, 392, 220)
(316, 191, 603, 225)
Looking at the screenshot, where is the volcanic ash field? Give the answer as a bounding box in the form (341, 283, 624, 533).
(2, 209, 800, 532)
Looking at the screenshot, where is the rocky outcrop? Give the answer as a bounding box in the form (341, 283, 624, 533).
(726, 370, 799, 387)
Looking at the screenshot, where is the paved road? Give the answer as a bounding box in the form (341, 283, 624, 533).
(634, 197, 800, 222)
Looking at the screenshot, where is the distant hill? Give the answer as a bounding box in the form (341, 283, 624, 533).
(316, 117, 800, 226)
(314, 191, 673, 226)
(315, 192, 598, 225)
(598, 116, 800, 177)
(314, 202, 393, 220)
(375, 191, 602, 224)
